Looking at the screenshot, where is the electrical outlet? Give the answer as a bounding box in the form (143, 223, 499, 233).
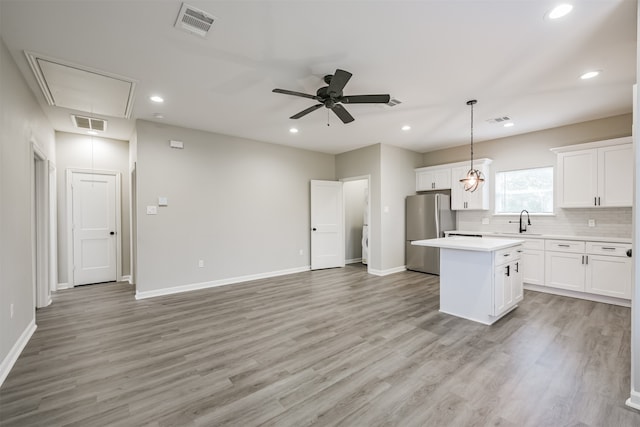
(588, 219, 595, 227)
(10, 303, 14, 319)
(198, 260, 204, 268)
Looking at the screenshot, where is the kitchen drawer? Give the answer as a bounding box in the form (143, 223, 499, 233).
(586, 242, 632, 257)
(521, 238, 544, 250)
(495, 245, 522, 265)
(545, 240, 585, 254)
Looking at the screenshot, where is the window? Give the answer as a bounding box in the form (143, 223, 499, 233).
(495, 167, 553, 214)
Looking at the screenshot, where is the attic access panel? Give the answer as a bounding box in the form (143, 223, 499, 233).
(25, 51, 136, 118)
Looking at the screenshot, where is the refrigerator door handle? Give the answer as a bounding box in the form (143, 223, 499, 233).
(434, 194, 440, 237)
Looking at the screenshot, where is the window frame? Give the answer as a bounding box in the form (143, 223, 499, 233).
(493, 166, 555, 216)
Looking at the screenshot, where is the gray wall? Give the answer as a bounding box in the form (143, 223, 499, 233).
(380, 144, 423, 270)
(336, 144, 382, 271)
(343, 179, 367, 262)
(422, 114, 633, 237)
(55, 132, 131, 285)
(135, 120, 335, 295)
(0, 38, 56, 371)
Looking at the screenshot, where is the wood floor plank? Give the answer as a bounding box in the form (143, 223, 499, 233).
(1, 265, 639, 426)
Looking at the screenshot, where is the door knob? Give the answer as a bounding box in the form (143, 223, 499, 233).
(312, 228, 317, 231)
(110, 231, 115, 235)
(627, 249, 632, 258)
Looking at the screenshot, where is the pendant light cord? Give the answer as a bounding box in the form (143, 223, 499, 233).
(468, 99, 476, 171)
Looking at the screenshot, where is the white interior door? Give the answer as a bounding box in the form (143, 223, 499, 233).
(72, 172, 117, 285)
(311, 180, 344, 270)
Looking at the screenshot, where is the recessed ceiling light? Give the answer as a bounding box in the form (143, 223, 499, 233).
(150, 95, 164, 103)
(503, 123, 515, 128)
(401, 125, 411, 131)
(289, 128, 298, 134)
(547, 4, 573, 20)
(580, 70, 600, 80)
(87, 130, 98, 135)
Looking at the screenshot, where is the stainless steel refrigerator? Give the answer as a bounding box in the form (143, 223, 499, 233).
(405, 193, 456, 274)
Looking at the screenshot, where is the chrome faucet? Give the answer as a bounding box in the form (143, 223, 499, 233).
(519, 209, 531, 233)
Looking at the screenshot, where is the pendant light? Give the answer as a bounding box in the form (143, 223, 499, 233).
(459, 99, 484, 192)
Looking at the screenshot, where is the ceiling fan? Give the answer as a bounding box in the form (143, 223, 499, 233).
(272, 69, 391, 124)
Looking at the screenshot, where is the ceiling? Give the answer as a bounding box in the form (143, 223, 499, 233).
(0, 1, 636, 155)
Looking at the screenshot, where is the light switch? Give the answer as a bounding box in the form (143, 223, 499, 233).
(158, 197, 168, 206)
(146, 206, 158, 215)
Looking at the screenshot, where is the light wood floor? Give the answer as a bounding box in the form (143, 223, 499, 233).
(1, 265, 639, 426)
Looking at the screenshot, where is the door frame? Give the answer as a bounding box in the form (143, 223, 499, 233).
(66, 168, 122, 286)
(31, 142, 51, 308)
(340, 175, 371, 274)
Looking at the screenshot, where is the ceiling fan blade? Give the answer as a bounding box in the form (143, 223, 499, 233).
(290, 104, 323, 119)
(341, 94, 391, 104)
(273, 88, 318, 100)
(327, 69, 352, 96)
(331, 104, 354, 124)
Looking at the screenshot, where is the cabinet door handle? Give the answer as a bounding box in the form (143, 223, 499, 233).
(594, 197, 597, 206)
(602, 247, 616, 251)
(503, 253, 510, 257)
(585, 255, 588, 264)
(505, 265, 510, 277)
(598, 197, 601, 206)
(558, 244, 570, 248)
(515, 262, 519, 273)
(581, 255, 585, 264)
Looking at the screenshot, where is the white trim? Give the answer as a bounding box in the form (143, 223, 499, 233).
(524, 284, 631, 307)
(0, 320, 37, 387)
(32, 142, 50, 308)
(121, 275, 132, 284)
(57, 282, 72, 290)
(66, 169, 122, 286)
(369, 266, 406, 276)
(135, 266, 311, 300)
(626, 391, 640, 411)
(550, 136, 632, 153)
(345, 258, 363, 264)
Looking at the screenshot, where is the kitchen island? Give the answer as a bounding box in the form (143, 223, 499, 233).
(412, 237, 524, 325)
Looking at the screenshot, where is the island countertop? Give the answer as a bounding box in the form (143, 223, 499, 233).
(411, 236, 524, 252)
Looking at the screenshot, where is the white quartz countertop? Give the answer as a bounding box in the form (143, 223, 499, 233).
(445, 230, 632, 244)
(412, 237, 524, 252)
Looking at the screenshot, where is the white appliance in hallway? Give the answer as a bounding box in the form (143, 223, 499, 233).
(362, 187, 369, 265)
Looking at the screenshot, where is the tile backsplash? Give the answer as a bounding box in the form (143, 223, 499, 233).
(457, 208, 632, 238)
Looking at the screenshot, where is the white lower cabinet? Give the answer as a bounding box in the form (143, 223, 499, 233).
(544, 239, 632, 299)
(493, 246, 523, 317)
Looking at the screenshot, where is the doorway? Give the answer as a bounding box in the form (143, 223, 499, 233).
(66, 170, 122, 286)
(342, 176, 370, 273)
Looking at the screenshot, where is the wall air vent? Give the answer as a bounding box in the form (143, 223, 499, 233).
(174, 3, 216, 38)
(386, 98, 402, 107)
(71, 115, 107, 132)
(486, 116, 511, 124)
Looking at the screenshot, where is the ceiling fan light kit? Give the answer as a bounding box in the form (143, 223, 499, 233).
(460, 99, 485, 192)
(272, 69, 390, 124)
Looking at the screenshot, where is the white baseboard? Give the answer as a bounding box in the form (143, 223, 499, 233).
(57, 282, 72, 290)
(626, 390, 640, 411)
(0, 320, 36, 387)
(369, 266, 406, 276)
(120, 275, 132, 284)
(135, 265, 311, 300)
(345, 258, 363, 264)
(524, 284, 631, 307)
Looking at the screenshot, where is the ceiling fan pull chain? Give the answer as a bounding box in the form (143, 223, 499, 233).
(327, 109, 330, 126)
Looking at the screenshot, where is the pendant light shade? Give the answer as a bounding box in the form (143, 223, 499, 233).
(460, 99, 484, 192)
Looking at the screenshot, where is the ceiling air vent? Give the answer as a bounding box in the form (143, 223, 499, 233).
(174, 3, 215, 38)
(486, 116, 511, 124)
(71, 115, 107, 132)
(386, 98, 402, 107)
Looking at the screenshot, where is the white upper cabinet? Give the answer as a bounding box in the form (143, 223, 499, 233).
(415, 166, 451, 191)
(450, 159, 492, 210)
(553, 137, 632, 208)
